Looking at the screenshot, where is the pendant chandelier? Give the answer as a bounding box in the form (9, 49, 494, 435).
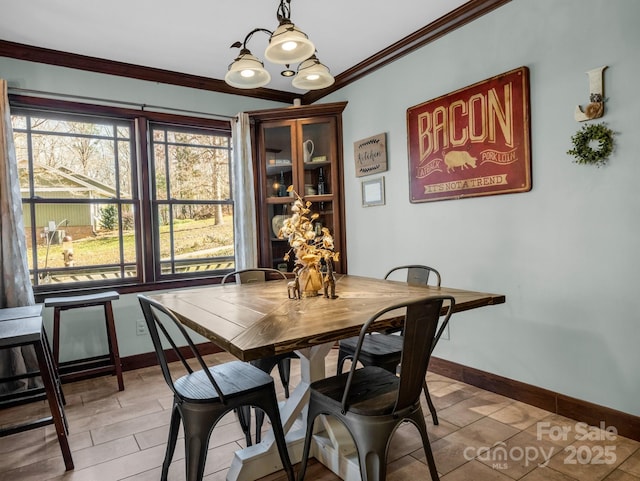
(224, 0, 334, 91)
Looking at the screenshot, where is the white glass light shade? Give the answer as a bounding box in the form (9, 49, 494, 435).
(292, 57, 335, 90)
(264, 21, 315, 64)
(225, 50, 271, 89)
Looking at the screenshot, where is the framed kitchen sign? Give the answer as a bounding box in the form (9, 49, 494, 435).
(407, 66, 531, 203)
(354, 133, 387, 177)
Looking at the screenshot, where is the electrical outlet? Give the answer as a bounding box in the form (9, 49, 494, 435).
(136, 319, 148, 336)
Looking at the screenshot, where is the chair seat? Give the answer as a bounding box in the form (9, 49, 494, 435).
(174, 361, 274, 402)
(44, 290, 119, 308)
(340, 333, 403, 356)
(311, 366, 402, 416)
(339, 333, 403, 370)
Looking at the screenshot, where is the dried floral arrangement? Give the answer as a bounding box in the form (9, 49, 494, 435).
(278, 186, 340, 270)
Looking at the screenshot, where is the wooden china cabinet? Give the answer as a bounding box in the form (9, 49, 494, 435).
(248, 101, 348, 274)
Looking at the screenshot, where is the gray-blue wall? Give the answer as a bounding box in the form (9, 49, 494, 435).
(323, 0, 640, 416)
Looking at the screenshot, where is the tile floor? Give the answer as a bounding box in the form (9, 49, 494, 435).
(0, 349, 638, 481)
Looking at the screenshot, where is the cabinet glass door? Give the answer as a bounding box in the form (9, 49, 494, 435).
(262, 123, 296, 272)
(300, 119, 335, 251)
(264, 125, 294, 199)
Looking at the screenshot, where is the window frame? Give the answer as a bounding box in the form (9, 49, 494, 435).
(9, 95, 234, 298)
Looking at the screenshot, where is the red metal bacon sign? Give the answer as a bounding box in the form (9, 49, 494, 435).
(407, 66, 531, 203)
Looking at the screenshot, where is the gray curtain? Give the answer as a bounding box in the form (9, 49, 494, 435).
(231, 112, 258, 270)
(0, 78, 37, 393)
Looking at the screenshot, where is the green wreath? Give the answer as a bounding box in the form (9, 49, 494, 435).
(567, 122, 614, 167)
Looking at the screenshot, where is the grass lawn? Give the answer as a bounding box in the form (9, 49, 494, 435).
(30, 217, 234, 269)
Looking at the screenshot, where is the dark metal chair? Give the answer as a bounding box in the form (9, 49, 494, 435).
(137, 295, 295, 481)
(298, 295, 454, 481)
(336, 265, 446, 424)
(221, 268, 298, 444)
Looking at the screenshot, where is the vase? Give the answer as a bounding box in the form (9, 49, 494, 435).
(303, 139, 314, 163)
(272, 215, 287, 237)
(298, 264, 323, 297)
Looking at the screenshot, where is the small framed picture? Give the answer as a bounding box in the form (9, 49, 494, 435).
(361, 176, 385, 207)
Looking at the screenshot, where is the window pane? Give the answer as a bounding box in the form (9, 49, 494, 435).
(25, 203, 137, 285)
(151, 126, 231, 201)
(153, 129, 166, 142)
(28, 116, 115, 137)
(117, 140, 133, 199)
(157, 203, 234, 275)
(166, 144, 230, 200)
(117, 126, 130, 139)
(11, 114, 27, 129)
(153, 143, 168, 200)
(11, 113, 134, 202)
(15, 134, 30, 191)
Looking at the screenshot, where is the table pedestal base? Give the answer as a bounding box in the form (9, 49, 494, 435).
(226, 343, 361, 481)
(311, 428, 362, 481)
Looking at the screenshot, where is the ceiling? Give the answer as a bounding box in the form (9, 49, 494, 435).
(0, 0, 506, 102)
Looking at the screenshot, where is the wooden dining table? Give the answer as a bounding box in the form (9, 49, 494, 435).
(151, 274, 505, 481)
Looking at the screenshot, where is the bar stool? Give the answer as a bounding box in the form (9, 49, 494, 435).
(0, 309, 74, 470)
(44, 291, 124, 391)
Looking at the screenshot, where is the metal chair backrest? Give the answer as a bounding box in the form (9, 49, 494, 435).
(383, 265, 442, 338)
(221, 268, 287, 285)
(341, 295, 455, 414)
(137, 294, 226, 403)
(384, 264, 441, 287)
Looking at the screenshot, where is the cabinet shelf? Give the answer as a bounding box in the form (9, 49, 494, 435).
(266, 197, 295, 205)
(303, 160, 330, 168)
(266, 163, 292, 176)
(304, 194, 332, 202)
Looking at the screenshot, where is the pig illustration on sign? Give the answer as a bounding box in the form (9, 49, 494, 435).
(444, 150, 477, 173)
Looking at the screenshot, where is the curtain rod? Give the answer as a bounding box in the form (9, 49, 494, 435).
(7, 87, 235, 120)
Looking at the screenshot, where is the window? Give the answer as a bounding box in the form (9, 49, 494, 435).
(11, 102, 234, 292)
(149, 123, 234, 277)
